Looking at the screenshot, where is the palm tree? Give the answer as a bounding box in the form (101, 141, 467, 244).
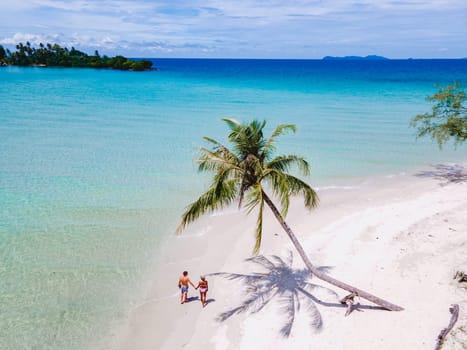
(177, 118, 403, 311)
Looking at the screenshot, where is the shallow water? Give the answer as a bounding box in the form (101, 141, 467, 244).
(0, 59, 466, 349)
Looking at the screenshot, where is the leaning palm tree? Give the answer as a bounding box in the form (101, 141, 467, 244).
(177, 118, 403, 311)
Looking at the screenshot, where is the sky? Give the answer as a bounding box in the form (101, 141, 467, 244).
(0, 0, 466, 59)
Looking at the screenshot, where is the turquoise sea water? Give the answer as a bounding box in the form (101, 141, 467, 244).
(1, 59, 466, 349)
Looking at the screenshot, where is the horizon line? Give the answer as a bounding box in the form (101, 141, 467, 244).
(132, 56, 467, 60)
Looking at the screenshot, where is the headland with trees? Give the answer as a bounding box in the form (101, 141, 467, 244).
(0, 42, 154, 71)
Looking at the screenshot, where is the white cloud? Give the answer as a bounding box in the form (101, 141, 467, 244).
(0, 32, 59, 45)
(16, 0, 157, 13)
(0, 0, 466, 58)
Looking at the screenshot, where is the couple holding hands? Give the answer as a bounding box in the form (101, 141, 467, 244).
(178, 271, 209, 307)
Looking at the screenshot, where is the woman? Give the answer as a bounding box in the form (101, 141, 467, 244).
(195, 275, 209, 307)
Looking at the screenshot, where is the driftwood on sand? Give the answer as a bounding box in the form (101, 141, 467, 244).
(434, 304, 459, 350)
(340, 292, 358, 317)
(453, 271, 467, 283)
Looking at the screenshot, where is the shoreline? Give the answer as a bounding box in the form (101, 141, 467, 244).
(112, 164, 467, 350)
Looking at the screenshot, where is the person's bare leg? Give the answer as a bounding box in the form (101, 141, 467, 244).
(201, 293, 206, 307)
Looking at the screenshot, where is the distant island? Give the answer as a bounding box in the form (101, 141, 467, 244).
(322, 55, 389, 60)
(0, 42, 154, 71)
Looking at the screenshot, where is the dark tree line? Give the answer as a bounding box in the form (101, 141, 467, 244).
(0, 42, 154, 71)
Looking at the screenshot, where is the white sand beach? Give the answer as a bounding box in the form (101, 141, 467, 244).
(115, 165, 467, 350)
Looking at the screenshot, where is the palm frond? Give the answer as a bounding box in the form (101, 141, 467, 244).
(198, 147, 241, 173)
(212, 168, 235, 198)
(243, 184, 262, 213)
(228, 119, 267, 159)
(202, 136, 239, 162)
(238, 158, 263, 208)
(177, 178, 238, 233)
(267, 171, 291, 217)
(236, 184, 265, 254)
(285, 174, 319, 209)
(221, 117, 241, 130)
(263, 124, 296, 160)
(268, 170, 319, 217)
(267, 155, 311, 176)
(237, 178, 248, 209)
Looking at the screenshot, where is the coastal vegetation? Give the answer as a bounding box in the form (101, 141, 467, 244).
(411, 82, 467, 147)
(412, 74, 467, 347)
(0, 42, 153, 71)
(177, 118, 403, 311)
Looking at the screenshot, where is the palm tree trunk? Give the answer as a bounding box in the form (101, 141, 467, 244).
(262, 191, 403, 311)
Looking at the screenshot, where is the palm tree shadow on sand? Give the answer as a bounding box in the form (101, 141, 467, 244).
(415, 164, 467, 185)
(210, 252, 386, 337)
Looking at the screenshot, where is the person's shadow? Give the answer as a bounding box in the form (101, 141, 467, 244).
(205, 298, 216, 306)
(186, 296, 216, 306)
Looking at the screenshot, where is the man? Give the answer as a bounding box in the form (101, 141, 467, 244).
(178, 271, 195, 304)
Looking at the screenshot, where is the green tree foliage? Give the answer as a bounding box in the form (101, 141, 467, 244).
(0, 42, 154, 71)
(411, 82, 467, 147)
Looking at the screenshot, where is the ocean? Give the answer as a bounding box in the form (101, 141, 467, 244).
(1, 59, 466, 349)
